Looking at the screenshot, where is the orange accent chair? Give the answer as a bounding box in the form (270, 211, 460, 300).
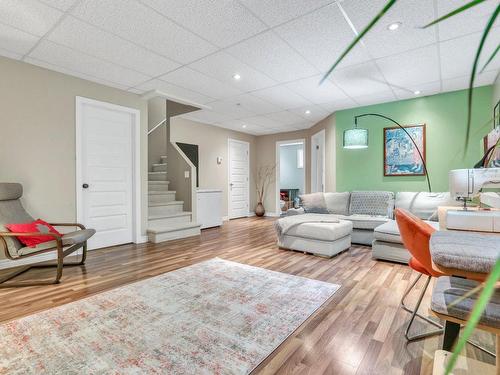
(395, 208, 444, 341)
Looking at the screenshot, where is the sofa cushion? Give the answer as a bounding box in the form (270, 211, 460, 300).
(345, 214, 389, 230)
(349, 191, 394, 217)
(374, 219, 440, 243)
(395, 192, 458, 221)
(284, 219, 352, 242)
(299, 192, 328, 214)
(324, 192, 350, 215)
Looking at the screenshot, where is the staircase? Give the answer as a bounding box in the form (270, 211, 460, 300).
(147, 155, 201, 243)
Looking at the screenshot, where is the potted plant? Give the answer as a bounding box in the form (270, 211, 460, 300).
(254, 165, 276, 217)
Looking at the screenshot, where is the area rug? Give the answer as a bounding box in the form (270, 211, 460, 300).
(0, 258, 339, 374)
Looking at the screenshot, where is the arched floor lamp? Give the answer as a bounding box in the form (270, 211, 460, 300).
(343, 113, 432, 192)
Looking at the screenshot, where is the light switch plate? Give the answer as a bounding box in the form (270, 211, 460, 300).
(184, 170, 190, 178)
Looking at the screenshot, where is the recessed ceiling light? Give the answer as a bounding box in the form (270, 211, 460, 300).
(242, 124, 247, 128)
(233, 73, 241, 80)
(414, 90, 421, 95)
(305, 110, 311, 115)
(387, 22, 402, 31)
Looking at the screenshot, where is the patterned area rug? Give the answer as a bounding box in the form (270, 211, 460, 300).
(0, 258, 339, 374)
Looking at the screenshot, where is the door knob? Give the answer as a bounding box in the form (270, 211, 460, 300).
(82, 183, 89, 189)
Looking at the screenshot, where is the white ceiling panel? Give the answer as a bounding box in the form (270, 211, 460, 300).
(0, 0, 63, 36)
(240, 115, 282, 128)
(285, 74, 348, 104)
(376, 44, 440, 88)
(180, 109, 233, 125)
(39, 0, 77, 11)
(318, 97, 358, 112)
(226, 31, 318, 82)
(440, 28, 500, 79)
(331, 62, 391, 97)
(72, 0, 216, 64)
(135, 79, 215, 105)
(217, 119, 249, 131)
(240, 0, 333, 27)
(48, 16, 180, 77)
(29, 40, 151, 88)
(340, 0, 437, 59)
(441, 70, 499, 92)
(275, 3, 371, 71)
(251, 85, 313, 109)
(223, 93, 280, 114)
(0, 22, 39, 55)
(437, 0, 500, 41)
(160, 67, 243, 100)
(0, 47, 22, 60)
(393, 81, 441, 100)
(207, 99, 255, 119)
(188, 51, 276, 92)
(353, 90, 396, 107)
(140, 0, 267, 47)
(288, 105, 330, 122)
(263, 110, 307, 126)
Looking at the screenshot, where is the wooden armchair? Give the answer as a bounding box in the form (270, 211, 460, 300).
(0, 183, 95, 287)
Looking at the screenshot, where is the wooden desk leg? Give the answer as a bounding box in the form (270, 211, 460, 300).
(443, 321, 460, 351)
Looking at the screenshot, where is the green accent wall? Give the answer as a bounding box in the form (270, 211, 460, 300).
(336, 86, 493, 192)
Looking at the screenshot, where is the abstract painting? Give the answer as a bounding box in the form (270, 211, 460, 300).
(384, 124, 426, 176)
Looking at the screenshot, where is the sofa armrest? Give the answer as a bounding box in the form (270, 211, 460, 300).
(286, 207, 305, 216)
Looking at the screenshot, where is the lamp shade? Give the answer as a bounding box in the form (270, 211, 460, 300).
(343, 128, 368, 149)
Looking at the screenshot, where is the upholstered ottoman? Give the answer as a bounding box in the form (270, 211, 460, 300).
(277, 219, 353, 257)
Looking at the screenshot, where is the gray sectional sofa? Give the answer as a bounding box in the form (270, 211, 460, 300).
(283, 191, 460, 263)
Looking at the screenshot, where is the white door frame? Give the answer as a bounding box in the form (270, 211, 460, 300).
(311, 129, 326, 193)
(275, 139, 305, 214)
(75, 96, 142, 246)
(227, 138, 250, 219)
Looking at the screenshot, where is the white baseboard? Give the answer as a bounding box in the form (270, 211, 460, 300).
(264, 212, 281, 217)
(222, 216, 229, 221)
(246, 212, 255, 217)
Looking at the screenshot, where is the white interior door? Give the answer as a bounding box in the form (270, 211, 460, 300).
(311, 130, 325, 193)
(77, 98, 136, 249)
(228, 139, 249, 219)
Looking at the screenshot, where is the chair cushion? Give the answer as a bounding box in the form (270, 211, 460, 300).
(0, 183, 22, 201)
(324, 192, 350, 215)
(16, 229, 96, 257)
(431, 276, 500, 329)
(284, 220, 352, 242)
(349, 191, 394, 218)
(374, 219, 440, 243)
(299, 192, 328, 214)
(5, 219, 62, 248)
(345, 214, 389, 230)
(0, 199, 34, 257)
(395, 192, 459, 221)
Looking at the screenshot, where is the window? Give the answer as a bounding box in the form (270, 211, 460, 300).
(297, 148, 304, 169)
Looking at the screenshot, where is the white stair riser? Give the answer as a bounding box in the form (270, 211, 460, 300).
(149, 204, 183, 216)
(148, 193, 175, 204)
(148, 182, 169, 191)
(152, 164, 167, 172)
(148, 215, 191, 227)
(148, 227, 200, 243)
(160, 156, 167, 164)
(149, 172, 167, 181)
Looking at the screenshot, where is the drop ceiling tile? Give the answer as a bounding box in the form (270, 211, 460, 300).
(160, 67, 243, 100)
(217, 119, 249, 131)
(0, 22, 39, 55)
(135, 79, 215, 105)
(353, 90, 397, 107)
(25, 56, 129, 90)
(223, 93, 280, 114)
(293, 121, 315, 130)
(340, 0, 437, 59)
(38, 0, 77, 11)
(241, 0, 333, 27)
(440, 28, 500, 79)
(180, 109, 233, 125)
(29, 40, 150, 87)
(0, 0, 63, 36)
(188, 51, 276, 92)
(285, 75, 348, 104)
(251, 85, 313, 109)
(289, 105, 330, 122)
(48, 17, 180, 77)
(393, 81, 441, 100)
(140, 0, 267, 47)
(318, 98, 358, 112)
(274, 3, 371, 72)
(263, 110, 306, 126)
(72, 0, 217, 64)
(225, 30, 318, 83)
(240, 115, 282, 128)
(442, 70, 499, 92)
(127, 88, 144, 95)
(330, 62, 391, 97)
(207, 99, 255, 119)
(437, 0, 500, 41)
(376, 44, 440, 88)
(0, 47, 22, 60)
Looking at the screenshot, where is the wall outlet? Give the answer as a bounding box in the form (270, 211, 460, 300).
(184, 170, 190, 179)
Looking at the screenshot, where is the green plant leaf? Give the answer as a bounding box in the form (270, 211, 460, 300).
(480, 43, 500, 73)
(422, 0, 486, 28)
(320, 0, 397, 84)
(464, 4, 500, 152)
(444, 259, 500, 375)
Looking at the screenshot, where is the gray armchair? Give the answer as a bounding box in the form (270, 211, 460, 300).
(0, 183, 95, 287)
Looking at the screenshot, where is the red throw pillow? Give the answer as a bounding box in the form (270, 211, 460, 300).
(5, 219, 62, 248)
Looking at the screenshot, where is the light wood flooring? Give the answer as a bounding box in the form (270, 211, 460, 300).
(0, 217, 495, 374)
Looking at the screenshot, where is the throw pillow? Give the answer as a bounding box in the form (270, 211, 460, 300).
(5, 219, 62, 248)
(299, 193, 328, 214)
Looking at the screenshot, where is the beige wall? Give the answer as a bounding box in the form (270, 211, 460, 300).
(0, 57, 149, 256)
(148, 97, 167, 170)
(169, 117, 257, 218)
(494, 72, 500, 109)
(255, 114, 336, 215)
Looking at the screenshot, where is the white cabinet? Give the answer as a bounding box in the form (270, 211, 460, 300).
(197, 189, 223, 229)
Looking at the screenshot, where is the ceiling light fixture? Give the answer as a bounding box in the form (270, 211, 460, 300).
(414, 90, 421, 95)
(387, 22, 401, 31)
(233, 73, 241, 80)
(305, 110, 311, 115)
(242, 124, 247, 128)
